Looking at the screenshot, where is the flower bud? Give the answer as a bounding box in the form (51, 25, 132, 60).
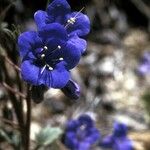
(61, 80, 80, 99)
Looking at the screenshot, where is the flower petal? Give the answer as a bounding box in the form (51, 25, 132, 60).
(69, 35, 87, 54)
(21, 60, 70, 88)
(99, 135, 114, 148)
(78, 115, 94, 128)
(113, 122, 127, 137)
(114, 138, 133, 150)
(45, 34, 85, 70)
(85, 128, 100, 144)
(66, 119, 79, 131)
(51, 61, 70, 88)
(18, 31, 42, 58)
(61, 80, 80, 99)
(46, 0, 71, 24)
(21, 60, 40, 85)
(39, 23, 68, 41)
(78, 142, 91, 150)
(65, 12, 90, 37)
(64, 132, 78, 150)
(34, 10, 47, 29)
(61, 36, 85, 69)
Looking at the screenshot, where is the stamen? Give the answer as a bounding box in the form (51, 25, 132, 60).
(58, 45, 61, 49)
(41, 54, 45, 59)
(52, 57, 64, 62)
(41, 65, 46, 74)
(46, 64, 53, 70)
(59, 57, 64, 61)
(74, 7, 85, 18)
(67, 17, 76, 25)
(43, 46, 48, 50)
(65, 7, 85, 28)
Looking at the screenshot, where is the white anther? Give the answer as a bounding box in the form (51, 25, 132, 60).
(67, 17, 76, 24)
(41, 54, 45, 58)
(59, 57, 64, 61)
(44, 46, 48, 50)
(58, 45, 61, 49)
(48, 66, 53, 70)
(46, 64, 53, 71)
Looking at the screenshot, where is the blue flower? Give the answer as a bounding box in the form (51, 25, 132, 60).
(34, 0, 90, 44)
(100, 122, 133, 150)
(18, 23, 86, 88)
(137, 51, 150, 76)
(64, 114, 100, 150)
(61, 80, 80, 99)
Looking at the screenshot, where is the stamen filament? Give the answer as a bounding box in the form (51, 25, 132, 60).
(41, 65, 46, 74)
(74, 7, 85, 18)
(65, 7, 85, 28)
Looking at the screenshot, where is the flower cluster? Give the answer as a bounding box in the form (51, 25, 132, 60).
(137, 51, 150, 76)
(99, 122, 133, 150)
(64, 114, 100, 150)
(18, 0, 90, 90)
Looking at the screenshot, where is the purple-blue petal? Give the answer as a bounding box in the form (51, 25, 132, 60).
(21, 60, 40, 85)
(38, 23, 68, 41)
(50, 61, 70, 88)
(114, 138, 133, 150)
(21, 60, 70, 88)
(18, 31, 42, 58)
(85, 128, 100, 144)
(62, 37, 82, 69)
(137, 64, 150, 75)
(64, 132, 78, 150)
(78, 142, 91, 150)
(61, 80, 80, 99)
(113, 122, 127, 137)
(69, 35, 87, 54)
(44, 35, 82, 70)
(46, 0, 71, 24)
(100, 135, 114, 148)
(78, 115, 94, 128)
(65, 12, 90, 37)
(66, 119, 79, 131)
(34, 10, 47, 29)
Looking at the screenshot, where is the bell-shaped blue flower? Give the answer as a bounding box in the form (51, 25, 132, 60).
(61, 80, 80, 99)
(64, 114, 100, 150)
(18, 23, 86, 88)
(100, 122, 133, 150)
(34, 0, 90, 54)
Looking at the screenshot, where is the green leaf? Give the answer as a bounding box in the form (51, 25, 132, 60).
(36, 126, 63, 147)
(12, 132, 21, 148)
(0, 129, 12, 143)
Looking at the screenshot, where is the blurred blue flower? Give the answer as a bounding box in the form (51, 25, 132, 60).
(61, 80, 80, 99)
(18, 23, 86, 88)
(34, 0, 90, 54)
(137, 51, 150, 76)
(100, 122, 133, 150)
(64, 114, 100, 150)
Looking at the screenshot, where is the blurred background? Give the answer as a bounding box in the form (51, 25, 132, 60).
(0, 0, 150, 149)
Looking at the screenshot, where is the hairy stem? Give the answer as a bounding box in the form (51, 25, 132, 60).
(0, 55, 26, 148)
